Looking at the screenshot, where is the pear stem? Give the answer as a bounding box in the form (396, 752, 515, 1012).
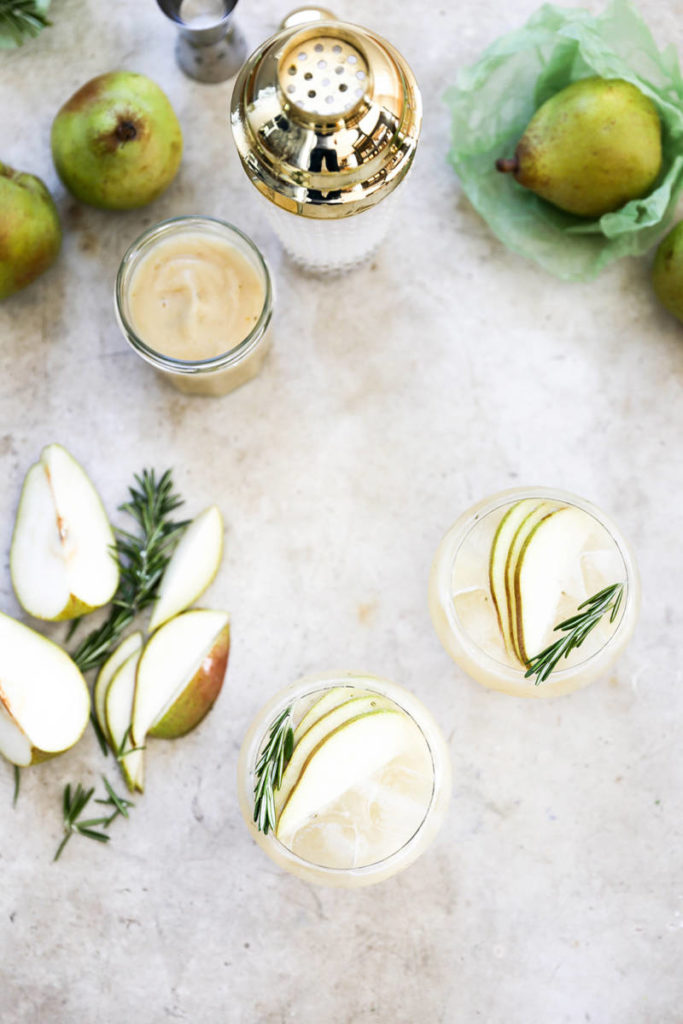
(495, 157, 519, 174)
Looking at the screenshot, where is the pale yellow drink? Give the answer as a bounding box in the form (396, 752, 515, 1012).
(127, 232, 264, 361)
(238, 672, 451, 887)
(429, 488, 640, 698)
(115, 217, 272, 396)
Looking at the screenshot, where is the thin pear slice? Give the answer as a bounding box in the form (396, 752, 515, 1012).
(274, 694, 394, 821)
(489, 499, 542, 656)
(504, 501, 560, 662)
(10, 443, 119, 621)
(514, 506, 596, 664)
(94, 632, 143, 747)
(132, 609, 230, 745)
(105, 648, 144, 793)
(293, 686, 372, 745)
(276, 709, 415, 847)
(148, 505, 224, 633)
(0, 611, 89, 766)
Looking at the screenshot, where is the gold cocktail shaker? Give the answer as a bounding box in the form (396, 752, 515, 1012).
(230, 13, 422, 272)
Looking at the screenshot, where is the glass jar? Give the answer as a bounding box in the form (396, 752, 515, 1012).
(429, 487, 640, 699)
(237, 671, 451, 887)
(115, 216, 272, 396)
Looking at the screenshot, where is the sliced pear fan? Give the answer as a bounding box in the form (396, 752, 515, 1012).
(514, 506, 596, 664)
(94, 632, 144, 747)
(489, 498, 542, 657)
(148, 505, 224, 632)
(10, 443, 119, 621)
(503, 501, 558, 661)
(0, 611, 90, 766)
(292, 685, 373, 744)
(274, 693, 394, 820)
(276, 709, 415, 847)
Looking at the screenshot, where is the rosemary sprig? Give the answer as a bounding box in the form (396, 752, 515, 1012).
(95, 775, 134, 826)
(0, 0, 50, 45)
(253, 707, 294, 835)
(53, 783, 111, 861)
(524, 583, 625, 685)
(70, 469, 188, 675)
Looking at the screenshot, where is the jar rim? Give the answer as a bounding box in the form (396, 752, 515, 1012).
(115, 216, 273, 376)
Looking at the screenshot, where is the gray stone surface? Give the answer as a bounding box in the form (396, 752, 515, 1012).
(1, 1, 682, 1022)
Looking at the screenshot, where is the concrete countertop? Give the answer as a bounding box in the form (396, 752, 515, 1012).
(1, 1, 681, 1021)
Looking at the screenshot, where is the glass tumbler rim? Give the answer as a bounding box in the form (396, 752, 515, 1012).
(237, 670, 452, 886)
(430, 485, 640, 685)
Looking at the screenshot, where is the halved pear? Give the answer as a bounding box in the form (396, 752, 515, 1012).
(274, 693, 393, 820)
(504, 501, 559, 661)
(104, 648, 144, 793)
(93, 632, 143, 747)
(148, 505, 223, 633)
(276, 709, 414, 848)
(293, 685, 372, 745)
(489, 499, 542, 656)
(0, 611, 89, 766)
(132, 609, 229, 745)
(514, 506, 595, 664)
(10, 443, 119, 621)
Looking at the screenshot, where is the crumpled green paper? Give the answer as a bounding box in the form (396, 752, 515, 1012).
(445, 0, 683, 280)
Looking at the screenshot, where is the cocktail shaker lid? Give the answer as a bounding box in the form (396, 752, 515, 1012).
(230, 18, 421, 219)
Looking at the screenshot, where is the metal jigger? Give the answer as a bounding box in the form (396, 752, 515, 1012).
(156, 0, 247, 83)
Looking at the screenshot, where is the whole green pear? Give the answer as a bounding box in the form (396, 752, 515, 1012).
(652, 221, 683, 323)
(0, 163, 61, 300)
(51, 71, 183, 210)
(496, 77, 662, 218)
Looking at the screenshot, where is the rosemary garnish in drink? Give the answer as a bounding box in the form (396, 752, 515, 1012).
(253, 707, 294, 835)
(71, 469, 188, 675)
(0, 0, 50, 46)
(524, 583, 624, 685)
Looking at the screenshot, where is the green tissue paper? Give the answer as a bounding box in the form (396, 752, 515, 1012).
(445, 0, 683, 280)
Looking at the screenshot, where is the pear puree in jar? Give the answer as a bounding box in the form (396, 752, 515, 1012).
(127, 232, 264, 360)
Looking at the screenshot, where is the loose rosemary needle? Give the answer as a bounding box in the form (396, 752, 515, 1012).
(253, 707, 294, 835)
(12, 766, 20, 807)
(70, 469, 188, 675)
(524, 582, 624, 685)
(0, 0, 50, 45)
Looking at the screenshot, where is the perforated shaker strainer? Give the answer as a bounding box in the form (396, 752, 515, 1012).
(230, 14, 422, 272)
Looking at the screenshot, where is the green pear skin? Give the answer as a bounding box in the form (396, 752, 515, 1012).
(51, 71, 182, 210)
(148, 622, 230, 739)
(496, 77, 662, 218)
(0, 163, 61, 299)
(652, 221, 683, 324)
